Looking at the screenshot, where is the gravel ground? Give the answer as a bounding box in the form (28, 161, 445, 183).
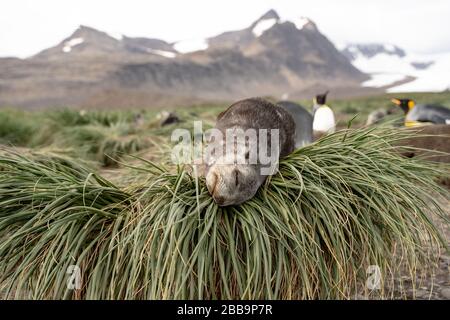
(399, 195, 450, 300)
(355, 194, 450, 300)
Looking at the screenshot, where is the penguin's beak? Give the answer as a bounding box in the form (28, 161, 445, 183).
(391, 98, 401, 106)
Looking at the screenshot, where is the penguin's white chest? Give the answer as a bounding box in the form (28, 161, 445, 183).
(313, 106, 336, 133)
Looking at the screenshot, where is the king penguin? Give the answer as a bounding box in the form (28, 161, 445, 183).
(312, 91, 336, 134)
(391, 98, 450, 127)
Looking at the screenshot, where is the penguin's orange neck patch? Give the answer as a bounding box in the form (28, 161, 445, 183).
(404, 120, 431, 127)
(407, 100, 415, 110)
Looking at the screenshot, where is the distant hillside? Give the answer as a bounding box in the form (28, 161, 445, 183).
(0, 9, 368, 109)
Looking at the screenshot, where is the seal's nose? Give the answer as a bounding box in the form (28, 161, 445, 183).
(206, 171, 227, 205)
(213, 195, 225, 205)
(206, 172, 218, 195)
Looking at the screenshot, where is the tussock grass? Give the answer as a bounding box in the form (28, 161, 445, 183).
(0, 126, 448, 299)
(55, 123, 152, 167)
(0, 109, 37, 146)
(46, 109, 131, 127)
(0, 109, 157, 166)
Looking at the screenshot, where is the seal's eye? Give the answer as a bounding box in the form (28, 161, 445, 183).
(245, 151, 250, 160)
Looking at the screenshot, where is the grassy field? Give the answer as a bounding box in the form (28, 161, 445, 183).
(2, 91, 450, 167)
(0, 92, 449, 299)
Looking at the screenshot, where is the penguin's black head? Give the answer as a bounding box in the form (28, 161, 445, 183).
(391, 98, 415, 114)
(315, 91, 329, 105)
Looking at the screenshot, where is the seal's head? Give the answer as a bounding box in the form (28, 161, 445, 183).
(205, 139, 265, 206)
(204, 98, 296, 206)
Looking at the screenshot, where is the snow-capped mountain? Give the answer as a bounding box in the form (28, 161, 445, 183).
(0, 9, 365, 109)
(341, 43, 406, 61)
(34, 25, 177, 60)
(122, 36, 177, 57)
(341, 43, 450, 92)
(113, 10, 365, 102)
(386, 52, 450, 92)
(174, 9, 318, 53)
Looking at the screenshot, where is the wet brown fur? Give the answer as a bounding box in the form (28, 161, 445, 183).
(215, 97, 296, 158)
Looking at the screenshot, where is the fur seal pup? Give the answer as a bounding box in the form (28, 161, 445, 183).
(205, 98, 296, 206)
(276, 100, 313, 148)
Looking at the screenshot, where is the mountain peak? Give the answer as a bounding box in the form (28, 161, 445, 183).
(251, 10, 282, 37)
(70, 25, 122, 41)
(341, 43, 406, 61)
(78, 25, 96, 31)
(258, 9, 280, 21)
(74, 25, 102, 35)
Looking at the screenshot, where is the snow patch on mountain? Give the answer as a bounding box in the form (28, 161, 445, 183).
(352, 53, 415, 75)
(252, 15, 312, 36)
(292, 17, 311, 30)
(173, 39, 208, 53)
(344, 43, 450, 92)
(387, 52, 450, 92)
(252, 18, 278, 36)
(383, 44, 397, 53)
(362, 73, 406, 88)
(62, 38, 84, 53)
(355, 51, 450, 92)
(146, 48, 176, 58)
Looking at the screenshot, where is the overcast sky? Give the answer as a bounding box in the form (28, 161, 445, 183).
(1, 0, 449, 58)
